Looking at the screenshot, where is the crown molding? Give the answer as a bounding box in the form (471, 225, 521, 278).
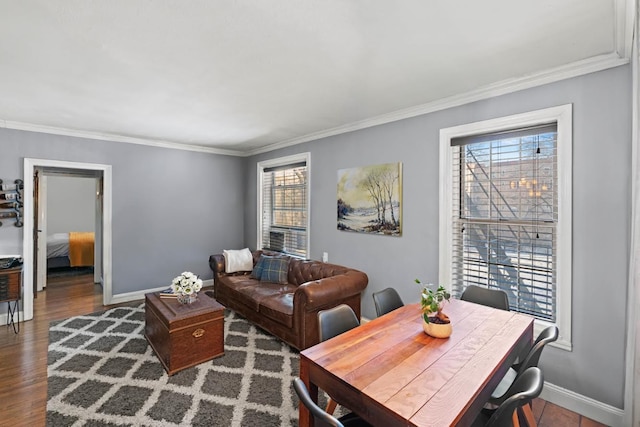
(248, 52, 629, 157)
(616, 0, 636, 58)
(0, 51, 631, 158)
(0, 120, 245, 157)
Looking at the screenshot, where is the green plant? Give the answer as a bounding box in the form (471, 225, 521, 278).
(415, 279, 451, 324)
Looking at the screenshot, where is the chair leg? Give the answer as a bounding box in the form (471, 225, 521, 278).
(521, 403, 537, 427)
(325, 397, 338, 415)
(512, 409, 521, 427)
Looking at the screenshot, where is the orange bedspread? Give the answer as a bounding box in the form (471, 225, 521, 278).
(69, 232, 94, 267)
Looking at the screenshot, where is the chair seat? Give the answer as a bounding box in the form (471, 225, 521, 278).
(293, 378, 372, 427)
(490, 367, 517, 400)
(471, 408, 499, 427)
(338, 412, 373, 427)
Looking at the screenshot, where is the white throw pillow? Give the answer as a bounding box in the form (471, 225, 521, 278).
(223, 248, 254, 273)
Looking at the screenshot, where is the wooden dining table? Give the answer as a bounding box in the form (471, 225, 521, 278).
(299, 299, 534, 427)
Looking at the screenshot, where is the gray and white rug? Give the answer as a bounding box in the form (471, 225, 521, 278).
(46, 303, 319, 427)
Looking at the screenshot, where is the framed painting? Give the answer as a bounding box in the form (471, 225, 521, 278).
(337, 162, 402, 236)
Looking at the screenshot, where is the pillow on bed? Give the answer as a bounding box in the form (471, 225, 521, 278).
(260, 256, 289, 284)
(223, 248, 253, 273)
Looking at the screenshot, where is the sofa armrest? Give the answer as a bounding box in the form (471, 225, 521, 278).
(295, 270, 368, 311)
(209, 254, 226, 275)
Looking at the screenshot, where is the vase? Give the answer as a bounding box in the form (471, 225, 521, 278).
(422, 318, 452, 338)
(176, 293, 198, 304)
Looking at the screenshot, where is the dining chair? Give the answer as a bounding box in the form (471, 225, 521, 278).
(474, 367, 543, 427)
(372, 287, 404, 317)
(460, 285, 510, 311)
(318, 304, 360, 342)
(317, 304, 361, 415)
(489, 325, 559, 405)
(293, 378, 372, 427)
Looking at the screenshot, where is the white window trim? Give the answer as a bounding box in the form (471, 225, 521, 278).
(257, 152, 311, 257)
(439, 105, 572, 351)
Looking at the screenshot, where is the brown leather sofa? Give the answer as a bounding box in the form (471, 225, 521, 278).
(209, 250, 368, 350)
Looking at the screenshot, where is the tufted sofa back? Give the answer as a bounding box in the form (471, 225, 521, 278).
(287, 259, 349, 286)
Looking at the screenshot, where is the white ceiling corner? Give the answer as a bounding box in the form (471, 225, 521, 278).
(0, 0, 634, 156)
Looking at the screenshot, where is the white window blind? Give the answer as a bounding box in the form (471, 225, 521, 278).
(451, 124, 557, 321)
(260, 160, 308, 258)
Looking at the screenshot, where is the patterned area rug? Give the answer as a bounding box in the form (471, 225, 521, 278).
(46, 303, 323, 427)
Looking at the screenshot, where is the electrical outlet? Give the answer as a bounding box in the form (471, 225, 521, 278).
(322, 252, 328, 263)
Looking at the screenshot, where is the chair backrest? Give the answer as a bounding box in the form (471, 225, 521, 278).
(372, 287, 404, 317)
(318, 304, 360, 342)
(515, 325, 559, 376)
(486, 367, 544, 427)
(293, 378, 344, 427)
(460, 285, 510, 311)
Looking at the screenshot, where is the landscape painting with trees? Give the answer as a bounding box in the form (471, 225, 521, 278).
(337, 162, 402, 236)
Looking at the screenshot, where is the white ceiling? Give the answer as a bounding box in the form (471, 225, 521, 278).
(0, 1, 634, 156)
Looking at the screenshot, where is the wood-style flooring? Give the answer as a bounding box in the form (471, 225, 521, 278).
(0, 271, 608, 427)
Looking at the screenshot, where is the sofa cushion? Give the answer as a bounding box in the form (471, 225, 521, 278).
(259, 293, 294, 328)
(217, 277, 259, 311)
(260, 256, 289, 284)
(235, 282, 295, 311)
(223, 248, 253, 273)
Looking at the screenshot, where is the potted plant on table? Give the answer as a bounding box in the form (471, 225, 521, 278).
(415, 279, 452, 338)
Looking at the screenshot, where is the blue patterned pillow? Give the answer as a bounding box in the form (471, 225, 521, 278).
(250, 255, 267, 279)
(260, 256, 289, 284)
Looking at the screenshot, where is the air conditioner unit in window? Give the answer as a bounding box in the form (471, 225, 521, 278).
(269, 230, 285, 252)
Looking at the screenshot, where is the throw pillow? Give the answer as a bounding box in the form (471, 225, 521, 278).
(260, 256, 289, 284)
(250, 255, 268, 279)
(223, 248, 253, 273)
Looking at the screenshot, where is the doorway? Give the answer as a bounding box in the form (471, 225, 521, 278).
(22, 159, 113, 322)
(35, 171, 101, 292)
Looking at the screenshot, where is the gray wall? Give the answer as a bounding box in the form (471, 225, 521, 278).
(0, 129, 246, 291)
(244, 65, 631, 408)
(47, 176, 96, 234)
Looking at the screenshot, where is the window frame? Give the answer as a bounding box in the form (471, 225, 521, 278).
(257, 152, 311, 258)
(439, 105, 572, 351)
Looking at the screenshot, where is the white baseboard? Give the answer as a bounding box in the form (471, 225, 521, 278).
(0, 279, 216, 323)
(540, 381, 625, 426)
(109, 279, 215, 305)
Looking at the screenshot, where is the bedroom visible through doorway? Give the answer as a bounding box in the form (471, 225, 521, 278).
(36, 173, 100, 293)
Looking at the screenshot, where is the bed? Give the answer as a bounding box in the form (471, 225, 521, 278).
(47, 232, 95, 269)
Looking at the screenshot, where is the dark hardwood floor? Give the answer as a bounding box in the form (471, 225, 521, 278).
(0, 270, 138, 426)
(0, 270, 607, 426)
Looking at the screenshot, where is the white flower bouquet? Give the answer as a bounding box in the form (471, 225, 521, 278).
(171, 271, 203, 297)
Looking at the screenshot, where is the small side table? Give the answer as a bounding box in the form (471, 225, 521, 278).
(0, 267, 21, 333)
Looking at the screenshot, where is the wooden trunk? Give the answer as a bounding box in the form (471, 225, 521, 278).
(144, 292, 225, 375)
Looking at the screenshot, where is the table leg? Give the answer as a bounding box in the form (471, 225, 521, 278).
(6, 300, 19, 334)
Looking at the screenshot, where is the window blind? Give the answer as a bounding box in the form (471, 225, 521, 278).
(260, 162, 307, 258)
(451, 124, 557, 321)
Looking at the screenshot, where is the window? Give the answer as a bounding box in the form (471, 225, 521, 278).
(257, 153, 310, 258)
(439, 105, 572, 350)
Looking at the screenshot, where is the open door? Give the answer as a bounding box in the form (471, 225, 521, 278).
(94, 177, 103, 285)
(35, 171, 48, 292)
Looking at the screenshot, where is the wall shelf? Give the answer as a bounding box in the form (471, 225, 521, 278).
(0, 179, 24, 227)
